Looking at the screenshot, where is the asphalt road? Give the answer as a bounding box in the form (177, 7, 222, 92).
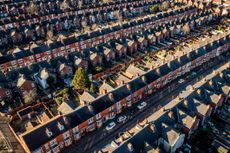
(62, 57, 229, 153)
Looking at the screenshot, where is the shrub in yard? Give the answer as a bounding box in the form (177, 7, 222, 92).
(95, 66, 103, 72)
(149, 5, 159, 13)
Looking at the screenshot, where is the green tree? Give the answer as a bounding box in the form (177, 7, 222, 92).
(90, 82, 97, 93)
(72, 67, 90, 90)
(149, 5, 159, 13)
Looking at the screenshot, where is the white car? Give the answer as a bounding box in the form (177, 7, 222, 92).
(117, 115, 127, 123)
(137, 101, 147, 110)
(178, 79, 185, 84)
(106, 122, 116, 131)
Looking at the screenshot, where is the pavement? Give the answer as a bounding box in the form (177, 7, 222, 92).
(62, 56, 229, 153)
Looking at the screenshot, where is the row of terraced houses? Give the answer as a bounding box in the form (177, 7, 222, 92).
(8, 26, 230, 153)
(0, 4, 209, 72)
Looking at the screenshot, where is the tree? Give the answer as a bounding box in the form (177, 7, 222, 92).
(23, 90, 37, 104)
(72, 67, 90, 90)
(149, 5, 159, 13)
(90, 82, 97, 93)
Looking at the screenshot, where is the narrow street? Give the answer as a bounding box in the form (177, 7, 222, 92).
(62, 57, 230, 153)
(0, 116, 24, 153)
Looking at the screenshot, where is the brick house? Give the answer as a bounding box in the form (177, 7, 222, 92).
(82, 48, 102, 67)
(98, 44, 115, 62)
(16, 74, 37, 98)
(0, 83, 12, 101)
(19, 116, 73, 153)
(110, 40, 127, 58)
(68, 52, 88, 70)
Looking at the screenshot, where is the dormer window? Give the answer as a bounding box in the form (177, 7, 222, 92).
(57, 122, 64, 131)
(46, 128, 53, 137)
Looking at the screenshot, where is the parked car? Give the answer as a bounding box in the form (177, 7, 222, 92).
(106, 122, 116, 131)
(137, 101, 147, 110)
(117, 115, 127, 123)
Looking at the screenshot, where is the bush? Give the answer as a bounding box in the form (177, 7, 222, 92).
(58, 88, 69, 96)
(95, 66, 103, 72)
(149, 5, 159, 13)
(54, 97, 63, 105)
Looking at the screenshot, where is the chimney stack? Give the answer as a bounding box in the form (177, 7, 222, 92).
(101, 89, 107, 95)
(127, 84, 131, 91)
(108, 93, 114, 101)
(120, 80, 125, 86)
(141, 75, 147, 83)
(184, 99, 189, 107)
(127, 143, 134, 152)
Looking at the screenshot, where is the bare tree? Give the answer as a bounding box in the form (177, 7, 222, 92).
(23, 90, 37, 104)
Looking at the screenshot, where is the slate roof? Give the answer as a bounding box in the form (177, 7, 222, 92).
(128, 77, 146, 93)
(29, 61, 52, 74)
(175, 54, 190, 67)
(161, 123, 181, 146)
(156, 63, 171, 76)
(177, 108, 196, 129)
(0, 54, 14, 65)
(90, 94, 115, 114)
(113, 125, 158, 153)
(79, 91, 97, 104)
(47, 41, 64, 50)
(62, 36, 78, 46)
(143, 69, 160, 84)
(57, 101, 76, 114)
(125, 65, 146, 78)
(31, 44, 49, 54)
(65, 105, 94, 128)
(21, 116, 70, 151)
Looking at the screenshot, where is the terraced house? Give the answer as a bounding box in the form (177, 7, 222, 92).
(8, 28, 230, 153)
(109, 66, 229, 153)
(0, 3, 207, 73)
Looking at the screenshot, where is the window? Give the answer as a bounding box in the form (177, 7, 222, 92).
(57, 122, 64, 131)
(88, 118, 94, 124)
(126, 96, 131, 101)
(6, 90, 10, 95)
(96, 113, 101, 120)
(42, 56, 47, 60)
(45, 143, 49, 151)
(71, 48, 75, 52)
(74, 133, 80, 141)
(73, 126, 79, 133)
(46, 128, 53, 137)
(33, 148, 42, 153)
(63, 132, 70, 140)
(49, 139, 57, 148)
